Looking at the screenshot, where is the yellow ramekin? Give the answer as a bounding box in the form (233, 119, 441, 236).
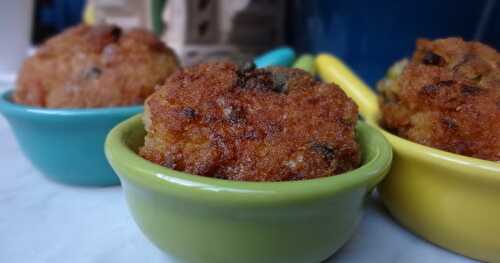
(316, 54, 500, 262)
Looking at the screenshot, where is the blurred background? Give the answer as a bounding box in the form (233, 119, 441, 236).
(1, 0, 500, 85)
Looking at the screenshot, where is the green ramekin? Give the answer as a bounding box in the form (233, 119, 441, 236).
(105, 114, 392, 263)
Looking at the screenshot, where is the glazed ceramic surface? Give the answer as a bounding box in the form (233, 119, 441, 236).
(316, 54, 500, 262)
(105, 114, 392, 263)
(292, 54, 316, 75)
(0, 91, 142, 185)
(254, 47, 296, 68)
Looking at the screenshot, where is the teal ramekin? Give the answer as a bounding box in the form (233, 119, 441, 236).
(0, 90, 142, 186)
(105, 114, 393, 263)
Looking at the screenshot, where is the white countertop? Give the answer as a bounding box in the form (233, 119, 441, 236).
(0, 82, 477, 263)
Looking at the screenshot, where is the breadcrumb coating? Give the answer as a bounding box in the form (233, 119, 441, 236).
(379, 38, 500, 161)
(140, 62, 361, 181)
(14, 24, 179, 108)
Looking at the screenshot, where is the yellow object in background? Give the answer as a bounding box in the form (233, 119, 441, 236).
(81, 0, 159, 32)
(83, 2, 95, 25)
(316, 53, 500, 262)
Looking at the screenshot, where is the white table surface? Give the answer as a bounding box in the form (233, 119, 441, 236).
(0, 82, 477, 263)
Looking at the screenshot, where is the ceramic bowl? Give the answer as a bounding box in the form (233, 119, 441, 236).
(0, 90, 142, 186)
(105, 114, 392, 263)
(316, 54, 500, 262)
(292, 54, 316, 75)
(254, 46, 296, 68)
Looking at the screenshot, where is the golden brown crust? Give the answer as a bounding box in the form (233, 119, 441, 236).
(140, 62, 361, 181)
(13, 24, 179, 108)
(379, 38, 500, 161)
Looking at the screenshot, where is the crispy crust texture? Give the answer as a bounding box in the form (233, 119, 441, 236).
(13, 24, 179, 108)
(379, 38, 500, 161)
(140, 62, 361, 181)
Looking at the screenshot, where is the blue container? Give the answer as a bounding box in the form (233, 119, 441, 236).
(289, 0, 500, 85)
(0, 91, 142, 186)
(254, 47, 296, 68)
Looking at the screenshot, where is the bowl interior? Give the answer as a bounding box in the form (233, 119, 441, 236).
(105, 114, 393, 204)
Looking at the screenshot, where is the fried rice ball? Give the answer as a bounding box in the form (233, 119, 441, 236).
(13, 24, 178, 108)
(379, 38, 500, 161)
(140, 62, 361, 181)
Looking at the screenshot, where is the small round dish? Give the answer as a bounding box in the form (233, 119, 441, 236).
(0, 90, 142, 186)
(316, 54, 500, 262)
(105, 114, 392, 263)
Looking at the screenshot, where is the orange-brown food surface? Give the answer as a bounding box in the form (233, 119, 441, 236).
(140, 62, 361, 181)
(379, 38, 500, 161)
(14, 24, 178, 108)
